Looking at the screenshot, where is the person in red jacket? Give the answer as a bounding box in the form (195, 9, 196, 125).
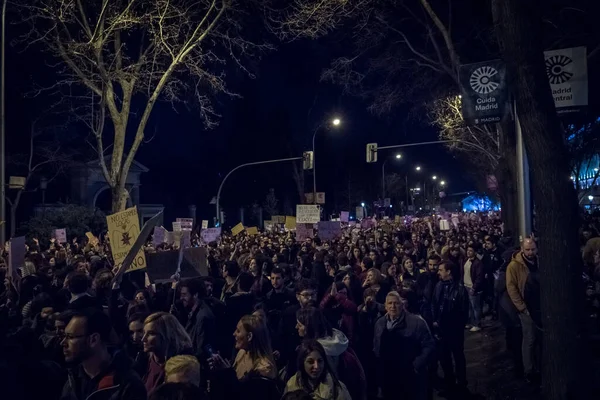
(461, 245, 485, 331)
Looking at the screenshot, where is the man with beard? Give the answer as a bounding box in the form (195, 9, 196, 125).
(60, 308, 146, 400)
(506, 237, 540, 383)
(179, 279, 216, 359)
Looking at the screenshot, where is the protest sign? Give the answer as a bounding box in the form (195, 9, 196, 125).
(285, 216, 296, 230)
(356, 206, 364, 220)
(152, 226, 165, 247)
(111, 210, 163, 284)
(246, 227, 259, 236)
(86, 232, 99, 246)
(106, 207, 147, 272)
(54, 228, 67, 243)
(172, 221, 182, 232)
(318, 221, 342, 241)
(361, 218, 375, 229)
(440, 219, 450, 231)
(201, 228, 221, 243)
(296, 205, 320, 224)
(296, 223, 313, 241)
(340, 211, 349, 222)
(201, 220, 209, 229)
(176, 218, 194, 231)
(8, 236, 25, 289)
(231, 223, 245, 236)
(394, 215, 401, 223)
(165, 231, 175, 245)
(264, 220, 274, 231)
(316, 192, 326, 204)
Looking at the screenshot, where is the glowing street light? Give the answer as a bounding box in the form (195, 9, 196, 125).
(395, 154, 402, 159)
(432, 175, 437, 180)
(415, 166, 421, 171)
(332, 118, 341, 126)
(440, 180, 446, 186)
(589, 195, 594, 202)
(361, 202, 365, 207)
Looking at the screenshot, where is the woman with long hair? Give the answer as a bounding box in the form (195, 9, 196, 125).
(141, 312, 193, 394)
(284, 340, 351, 400)
(295, 307, 366, 400)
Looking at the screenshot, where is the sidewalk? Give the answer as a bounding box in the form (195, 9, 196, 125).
(434, 321, 540, 400)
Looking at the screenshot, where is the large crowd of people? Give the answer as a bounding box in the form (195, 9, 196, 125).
(1, 211, 599, 400)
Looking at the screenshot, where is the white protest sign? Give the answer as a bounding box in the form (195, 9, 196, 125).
(201, 228, 222, 243)
(355, 206, 364, 220)
(201, 220, 209, 229)
(172, 221, 182, 232)
(176, 218, 194, 231)
(54, 228, 67, 243)
(440, 219, 450, 231)
(296, 205, 320, 224)
(318, 221, 342, 241)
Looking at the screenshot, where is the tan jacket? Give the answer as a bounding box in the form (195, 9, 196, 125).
(505, 252, 532, 313)
(284, 372, 351, 400)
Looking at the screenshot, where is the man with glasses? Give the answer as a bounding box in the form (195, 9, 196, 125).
(61, 308, 146, 400)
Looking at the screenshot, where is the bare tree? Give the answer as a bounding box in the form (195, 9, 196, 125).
(262, 188, 279, 216)
(19, 0, 271, 212)
(6, 121, 72, 237)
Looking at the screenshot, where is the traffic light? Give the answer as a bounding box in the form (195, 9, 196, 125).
(366, 143, 378, 163)
(303, 151, 314, 170)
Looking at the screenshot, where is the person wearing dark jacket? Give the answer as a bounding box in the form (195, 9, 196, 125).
(432, 261, 470, 393)
(374, 291, 435, 400)
(67, 273, 103, 312)
(261, 268, 297, 336)
(461, 245, 485, 331)
(179, 279, 216, 360)
(60, 308, 146, 400)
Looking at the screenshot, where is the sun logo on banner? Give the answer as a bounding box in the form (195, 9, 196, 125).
(545, 55, 573, 84)
(470, 66, 499, 94)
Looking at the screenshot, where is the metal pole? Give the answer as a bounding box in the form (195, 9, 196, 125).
(381, 161, 386, 201)
(515, 102, 532, 240)
(0, 0, 6, 244)
(216, 157, 303, 224)
(312, 127, 319, 204)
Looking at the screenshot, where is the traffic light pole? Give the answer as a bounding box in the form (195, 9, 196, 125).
(216, 156, 303, 225)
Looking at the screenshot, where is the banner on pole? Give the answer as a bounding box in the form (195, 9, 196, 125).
(544, 46, 588, 113)
(296, 205, 321, 224)
(459, 60, 508, 125)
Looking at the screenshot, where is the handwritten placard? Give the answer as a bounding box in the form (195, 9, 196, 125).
(152, 226, 165, 247)
(172, 221, 182, 232)
(246, 227, 259, 236)
(296, 205, 320, 224)
(176, 218, 194, 231)
(106, 207, 146, 271)
(201, 220, 209, 229)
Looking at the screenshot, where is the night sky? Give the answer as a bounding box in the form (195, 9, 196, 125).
(4, 13, 477, 228)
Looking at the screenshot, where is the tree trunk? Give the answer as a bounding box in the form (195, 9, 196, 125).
(111, 184, 129, 213)
(497, 119, 519, 242)
(492, 1, 586, 398)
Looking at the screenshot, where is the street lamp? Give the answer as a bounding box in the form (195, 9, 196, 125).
(312, 117, 342, 203)
(415, 166, 421, 171)
(382, 153, 402, 200)
(432, 175, 437, 180)
(440, 180, 446, 186)
(361, 202, 365, 207)
(589, 195, 594, 202)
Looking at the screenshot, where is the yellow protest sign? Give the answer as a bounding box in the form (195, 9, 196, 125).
(285, 216, 296, 230)
(272, 215, 286, 224)
(394, 215, 401, 223)
(85, 232, 99, 246)
(106, 207, 146, 272)
(246, 227, 259, 235)
(231, 223, 245, 236)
